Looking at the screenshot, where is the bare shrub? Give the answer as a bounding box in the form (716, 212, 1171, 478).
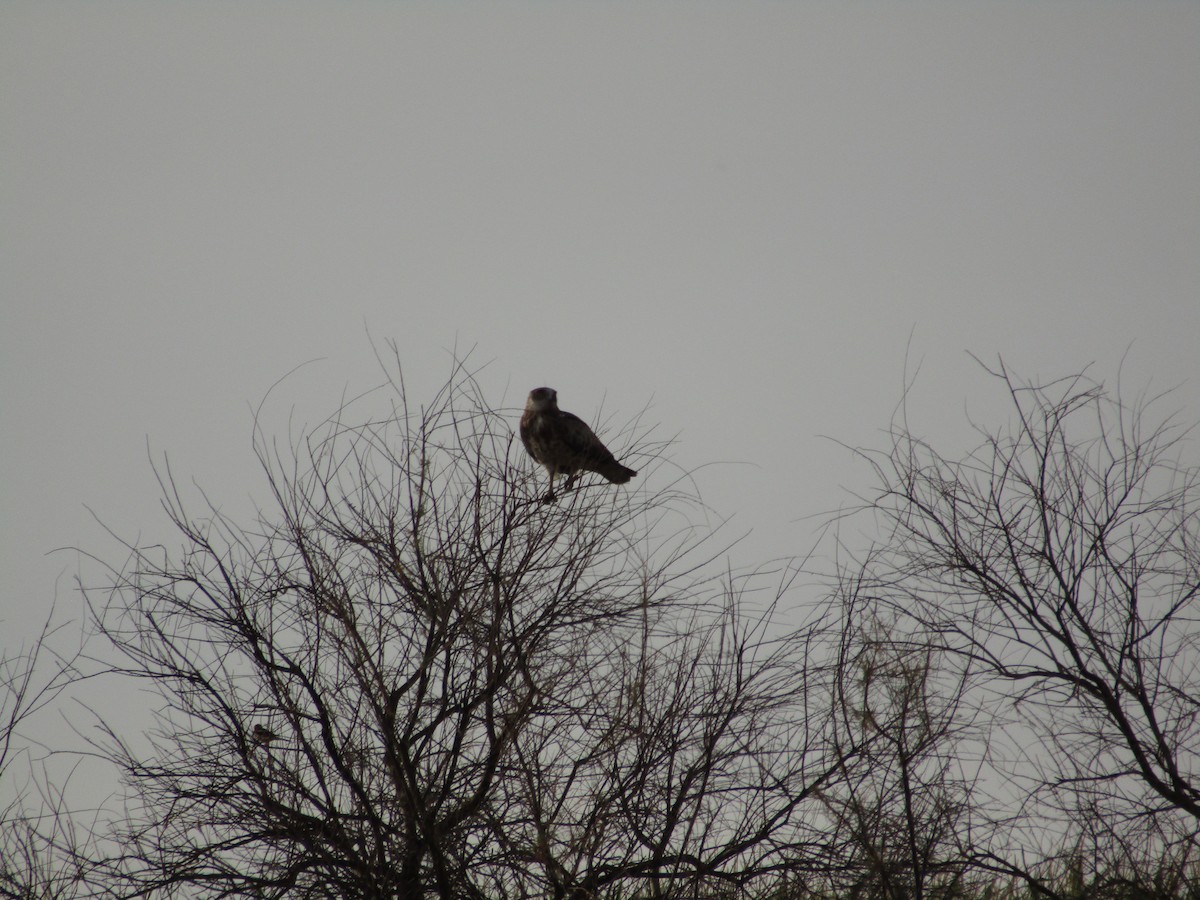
(84, 352, 846, 899)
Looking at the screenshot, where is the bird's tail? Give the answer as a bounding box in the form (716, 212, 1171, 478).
(598, 462, 637, 484)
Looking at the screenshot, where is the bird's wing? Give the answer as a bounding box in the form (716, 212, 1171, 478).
(557, 411, 616, 464)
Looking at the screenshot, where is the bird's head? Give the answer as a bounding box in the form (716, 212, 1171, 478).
(526, 387, 558, 411)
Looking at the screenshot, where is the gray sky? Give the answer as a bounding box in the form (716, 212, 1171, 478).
(3, 2, 1199, 661)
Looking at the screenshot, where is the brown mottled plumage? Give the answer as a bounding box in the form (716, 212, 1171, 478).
(250, 723, 279, 752)
(520, 387, 637, 503)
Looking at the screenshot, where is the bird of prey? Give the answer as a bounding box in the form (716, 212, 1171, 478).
(250, 723, 279, 751)
(520, 387, 637, 503)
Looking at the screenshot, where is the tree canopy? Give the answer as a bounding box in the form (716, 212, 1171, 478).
(2, 355, 1197, 898)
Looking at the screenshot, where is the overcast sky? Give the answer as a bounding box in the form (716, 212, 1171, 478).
(3, 2, 1198, 663)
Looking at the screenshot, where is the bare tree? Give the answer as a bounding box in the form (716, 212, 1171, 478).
(51, 352, 1200, 896)
(493, 581, 852, 900)
(0, 608, 90, 899)
(820, 600, 982, 900)
(83, 352, 849, 899)
(843, 360, 1200, 889)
